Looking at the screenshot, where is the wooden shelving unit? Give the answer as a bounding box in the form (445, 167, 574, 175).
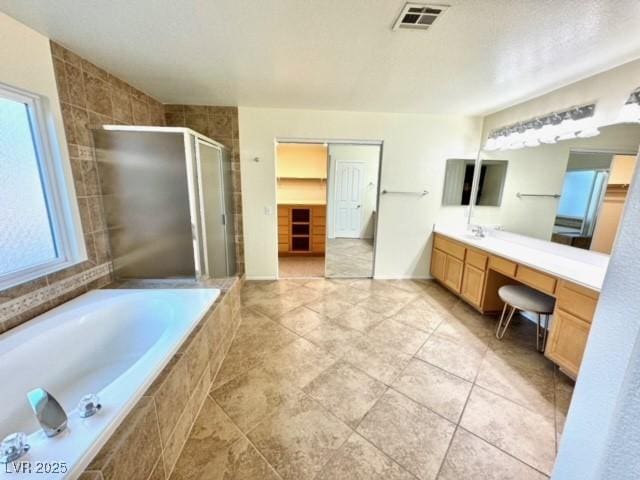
(278, 204, 326, 256)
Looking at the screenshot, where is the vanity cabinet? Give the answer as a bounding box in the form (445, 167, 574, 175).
(444, 255, 464, 292)
(461, 263, 485, 306)
(430, 232, 600, 379)
(545, 281, 599, 378)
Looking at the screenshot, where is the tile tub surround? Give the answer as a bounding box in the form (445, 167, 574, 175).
(166, 278, 573, 479)
(164, 104, 244, 275)
(0, 41, 166, 333)
(81, 277, 242, 480)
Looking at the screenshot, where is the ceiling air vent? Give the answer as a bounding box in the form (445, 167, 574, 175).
(392, 2, 449, 30)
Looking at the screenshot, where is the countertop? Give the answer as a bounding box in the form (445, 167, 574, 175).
(434, 225, 609, 291)
(277, 201, 327, 205)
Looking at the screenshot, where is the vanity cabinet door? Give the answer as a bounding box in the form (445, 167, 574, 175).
(461, 264, 485, 307)
(431, 248, 447, 282)
(545, 309, 590, 378)
(444, 255, 464, 293)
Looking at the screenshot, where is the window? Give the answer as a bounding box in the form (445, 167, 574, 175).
(0, 83, 85, 289)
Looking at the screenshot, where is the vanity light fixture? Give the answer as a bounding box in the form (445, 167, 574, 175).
(484, 103, 597, 151)
(617, 87, 640, 123)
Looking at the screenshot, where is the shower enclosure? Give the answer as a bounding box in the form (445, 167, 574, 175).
(93, 126, 236, 279)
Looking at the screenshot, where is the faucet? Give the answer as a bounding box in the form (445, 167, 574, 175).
(471, 225, 486, 238)
(27, 388, 67, 437)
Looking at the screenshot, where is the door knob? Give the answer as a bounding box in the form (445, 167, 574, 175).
(356, 205, 361, 208)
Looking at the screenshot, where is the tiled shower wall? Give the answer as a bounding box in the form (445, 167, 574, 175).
(164, 105, 245, 274)
(0, 42, 167, 333)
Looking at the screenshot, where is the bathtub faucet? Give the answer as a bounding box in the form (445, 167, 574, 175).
(27, 388, 67, 437)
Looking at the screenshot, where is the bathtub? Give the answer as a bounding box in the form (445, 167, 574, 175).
(0, 288, 219, 479)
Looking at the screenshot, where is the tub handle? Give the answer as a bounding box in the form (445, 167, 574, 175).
(0, 432, 30, 464)
(78, 393, 102, 418)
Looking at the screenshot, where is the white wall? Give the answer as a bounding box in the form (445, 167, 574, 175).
(238, 107, 482, 279)
(327, 144, 380, 239)
(482, 58, 640, 138)
(552, 151, 640, 480)
(0, 12, 71, 177)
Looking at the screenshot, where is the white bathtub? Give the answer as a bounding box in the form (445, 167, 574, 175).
(0, 288, 219, 479)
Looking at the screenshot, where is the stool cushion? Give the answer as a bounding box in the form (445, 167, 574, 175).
(498, 285, 555, 313)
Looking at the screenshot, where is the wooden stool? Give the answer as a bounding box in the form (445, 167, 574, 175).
(496, 285, 555, 352)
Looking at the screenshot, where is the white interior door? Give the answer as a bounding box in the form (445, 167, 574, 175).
(334, 160, 364, 238)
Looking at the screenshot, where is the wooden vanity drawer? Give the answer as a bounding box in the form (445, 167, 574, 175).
(516, 265, 557, 295)
(434, 235, 466, 260)
(489, 256, 517, 277)
(466, 249, 488, 271)
(557, 281, 598, 322)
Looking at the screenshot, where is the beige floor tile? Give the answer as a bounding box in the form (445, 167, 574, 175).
(438, 428, 548, 480)
(304, 360, 387, 428)
(435, 316, 494, 345)
(304, 278, 341, 293)
(380, 279, 431, 295)
(258, 279, 304, 295)
(423, 282, 459, 309)
(279, 256, 325, 278)
(359, 294, 408, 317)
(212, 308, 298, 389)
(357, 389, 455, 480)
(306, 296, 353, 319)
(332, 287, 373, 305)
(366, 318, 430, 355)
(248, 394, 352, 480)
(317, 433, 415, 480)
(261, 337, 338, 389)
(391, 359, 472, 423)
(555, 370, 574, 448)
(391, 299, 448, 333)
(333, 305, 385, 332)
(246, 294, 304, 319)
(342, 336, 412, 384)
(211, 367, 300, 432)
(284, 285, 324, 304)
(475, 348, 555, 417)
(304, 321, 364, 356)
(276, 305, 327, 335)
(169, 397, 243, 479)
(415, 333, 488, 382)
(171, 434, 279, 480)
(352, 280, 417, 302)
(460, 386, 556, 475)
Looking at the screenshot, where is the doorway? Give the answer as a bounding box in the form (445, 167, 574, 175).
(275, 140, 382, 279)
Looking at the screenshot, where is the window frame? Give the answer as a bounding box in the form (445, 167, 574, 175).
(0, 82, 87, 290)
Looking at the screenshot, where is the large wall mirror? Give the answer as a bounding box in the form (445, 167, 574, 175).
(469, 123, 640, 254)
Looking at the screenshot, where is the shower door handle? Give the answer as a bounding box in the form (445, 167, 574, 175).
(221, 214, 226, 225)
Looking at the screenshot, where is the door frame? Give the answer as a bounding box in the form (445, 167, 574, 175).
(273, 137, 383, 279)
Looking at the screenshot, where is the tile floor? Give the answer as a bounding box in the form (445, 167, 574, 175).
(325, 238, 374, 278)
(171, 279, 574, 480)
(278, 256, 325, 278)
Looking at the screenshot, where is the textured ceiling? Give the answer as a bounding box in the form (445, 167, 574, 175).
(2, 0, 640, 115)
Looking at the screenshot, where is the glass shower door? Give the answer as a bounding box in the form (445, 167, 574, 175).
(196, 140, 228, 277)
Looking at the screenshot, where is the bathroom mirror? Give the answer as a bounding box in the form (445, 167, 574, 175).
(442, 158, 508, 206)
(470, 123, 640, 254)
